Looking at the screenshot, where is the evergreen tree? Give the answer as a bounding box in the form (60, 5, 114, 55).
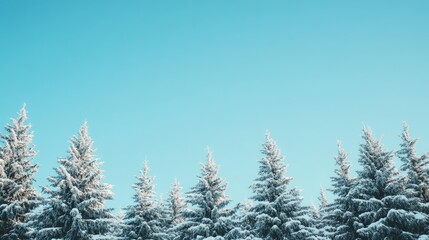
(166, 180, 186, 226)
(312, 186, 332, 239)
(165, 180, 186, 239)
(326, 142, 359, 240)
(0, 105, 39, 240)
(176, 148, 233, 240)
(156, 195, 170, 238)
(122, 161, 166, 240)
(111, 210, 125, 239)
(351, 127, 426, 239)
(248, 132, 314, 240)
(224, 201, 259, 240)
(32, 123, 114, 239)
(396, 124, 429, 236)
(398, 124, 429, 203)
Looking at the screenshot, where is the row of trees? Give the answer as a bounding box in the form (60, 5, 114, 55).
(1, 106, 429, 240)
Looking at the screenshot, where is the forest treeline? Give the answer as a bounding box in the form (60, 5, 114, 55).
(1, 105, 429, 240)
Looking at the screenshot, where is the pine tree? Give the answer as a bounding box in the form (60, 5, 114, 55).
(224, 201, 259, 240)
(167, 180, 186, 226)
(247, 132, 314, 240)
(165, 180, 186, 239)
(326, 142, 359, 240)
(32, 123, 114, 239)
(351, 127, 426, 239)
(156, 195, 170, 238)
(398, 124, 429, 203)
(122, 161, 166, 240)
(0, 105, 39, 240)
(312, 186, 333, 239)
(396, 124, 429, 236)
(111, 210, 125, 239)
(176, 148, 233, 240)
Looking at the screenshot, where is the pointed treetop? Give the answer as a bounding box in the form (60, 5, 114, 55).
(318, 185, 328, 209)
(202, 147, 218, 175)
(263, 131, 282, 157)
(362, 126, 376, 144)
(79, 121, 89, 137)
(18, 103, 27, 122)
(400, 123, 418, 154)
(143, 160, 149, 173)
(335, 141, 351, 178)
(171, 178, 181, 191)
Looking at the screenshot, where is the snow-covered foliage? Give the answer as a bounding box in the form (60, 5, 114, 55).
(122, 161, 167, 240)
(164, 180, 186, 239)
(175, 148, 234, 240)
(326, 142, 359, 240)
(350, 127, 427, 239)
(0, 105, 39, 240)
(224, 201, 260, 240)
(247, 132, 316, 240)
(310, 186, 332, 239)
(3, 104, 429, 239)
(398, 124, 429, 203)
(31, 123, 114, 239)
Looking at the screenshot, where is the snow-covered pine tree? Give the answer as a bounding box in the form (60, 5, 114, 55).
(396, 124, 429, 236)
(175, 148, 233, 240)
(165, 180, 186, 239)
(398, 124, 429, 203)
(122, 161, 166, 240)
(326, 142, 359, 240)
(0, 105, 39, 240)
(318, 186, 328, 214)
(222, 201, 253, 240)
(311, 186, 333, 239)
(247, 132, 315, 240)
(156, 195, 170, 238)
(166, 180, 186, 227)
(111, 210, 125, 239)
(32, 123, 114, 240)
(351, 127, 426, 239)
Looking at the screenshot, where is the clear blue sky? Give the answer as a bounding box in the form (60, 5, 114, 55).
(1, 1, 429, 210)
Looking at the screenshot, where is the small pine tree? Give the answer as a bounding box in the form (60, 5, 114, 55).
(176, 148, 233, 240)
(167, 180, 186, 226)
(247, 132, 314, 240)
(312, 186, 333, 239)
(398, 124, 429, 203)
(0, 105, 39, 240)
(326, 142, 359, 240)
(165, 180, 186, 239)
(224, 201, 259, 240)
(122, 161, 166, 240)
(32, 123, 114, 239)
(396, 124, 429, 236)
(111, 209, 125, 239)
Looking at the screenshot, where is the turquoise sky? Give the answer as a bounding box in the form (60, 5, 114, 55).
(1, 1, 429, 210)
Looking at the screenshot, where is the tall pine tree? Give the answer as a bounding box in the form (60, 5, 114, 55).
(32, 123, 114, 239)
(248, 132, 314, 240)
(0, 105, 38, 240)
(351, 127, 426, 239)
